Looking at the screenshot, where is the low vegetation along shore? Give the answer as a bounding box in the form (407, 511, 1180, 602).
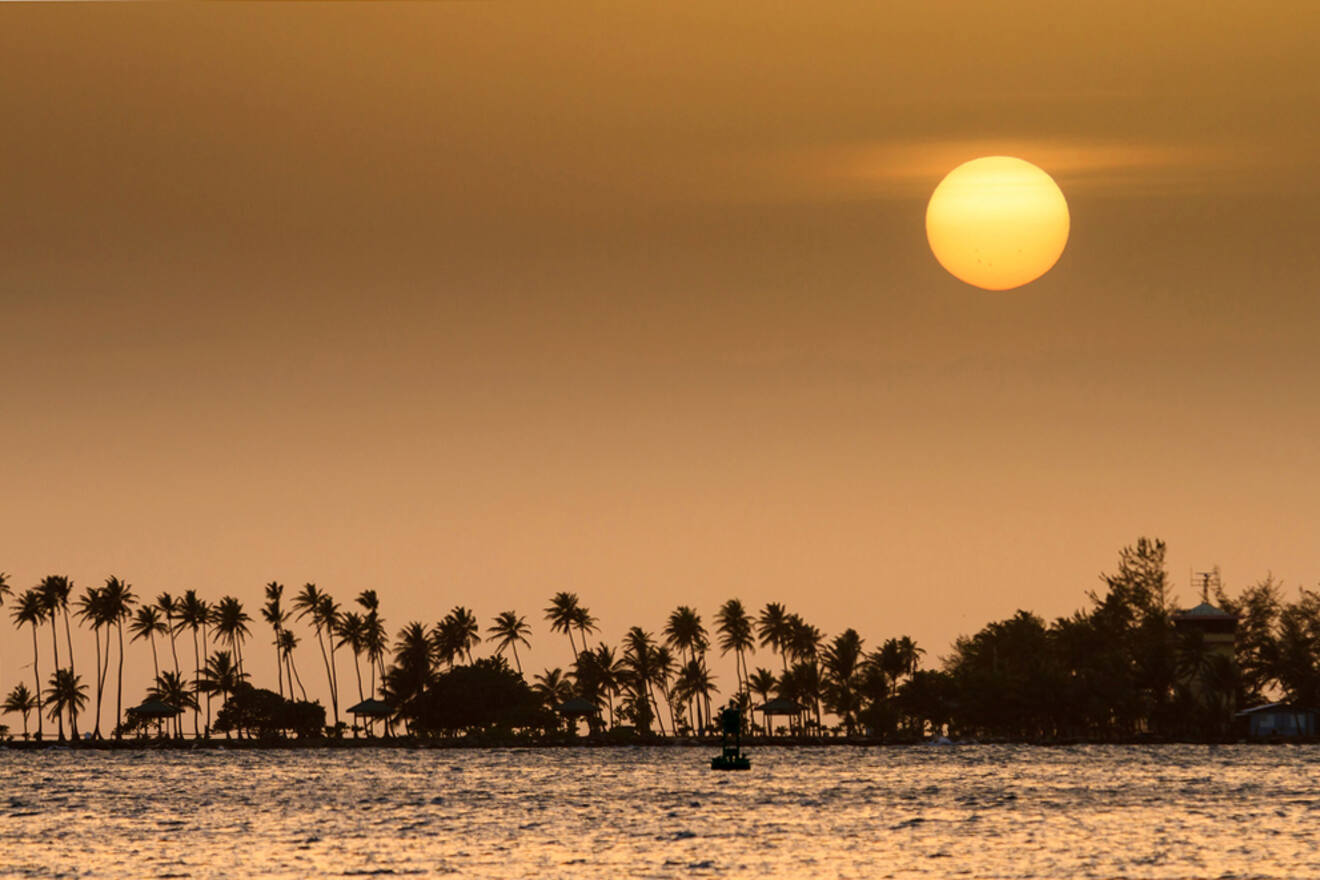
(2, 538, 1315, 747)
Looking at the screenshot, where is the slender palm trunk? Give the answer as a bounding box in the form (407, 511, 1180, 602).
(115, 620, 126, 740)
(273, 630, 284, 698)
(91, 626, 105, 739)
(148, 633, 160, 681)
(62, 609, 76, 683)
(287, 652, 308, 701)
(49, 621, 65, 741)
(510, 643, 523, 676)
(351, 653, 365, 737)
(328, 639, 341, 728)
(313, 626, 338, 728)
(190, 628, 201, 738)
(201, 624, 211, 733)
(30, 624, 44, 741)
(167, 623, 181, 677)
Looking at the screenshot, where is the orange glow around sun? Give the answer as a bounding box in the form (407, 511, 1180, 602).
(925, 156, 1070, 291)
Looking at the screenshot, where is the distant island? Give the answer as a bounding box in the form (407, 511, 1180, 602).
(2, 538, 1313, 748)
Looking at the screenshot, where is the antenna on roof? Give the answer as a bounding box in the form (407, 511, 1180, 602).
(1192, 569, 1220, 605)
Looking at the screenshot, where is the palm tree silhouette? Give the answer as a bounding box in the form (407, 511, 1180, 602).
(664, 606, 710, 729)
(573, 605, 598, 658)
(213, 596, 252, 680)
(74, 584, 111, 739)
(757, 602, 793, 672)
(278, 629, 309, 700)
(621, 628, 664, 735)
(101, 577, 136, 739)
(357, 590, 388, 697)
(38, 576, 73, 738)
(533, 667, 573, 710)
(130, 605, 167, 683)
(823, 628, 865, 734)
(4, 683, 36, 740)
(488, 611, 532, 675)
(45, 668, 87, 742)
(11, 589, 46, 740)
(149, 670, 197, 739)
(177, 590, 210, 737)
(748, 667, 777, 734)
(0, 573, 9, 690)
(788, 615, 823, 665)
(335, 611, 368, 713)
(450, 606, 481, 663)
(199, 650, 247, 737)
(384, 621, 434, 732)
(544, 592, 583, 657)
(715, 599, 755, 701)
(262, 582, 288, 698)
(155, 592, 183, 679)
(294, 585, 342, 731)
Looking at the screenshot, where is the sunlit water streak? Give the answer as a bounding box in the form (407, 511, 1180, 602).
(3, 745, 1319, 878)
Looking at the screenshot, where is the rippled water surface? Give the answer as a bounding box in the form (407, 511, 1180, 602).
(4, 744, 1320, 878)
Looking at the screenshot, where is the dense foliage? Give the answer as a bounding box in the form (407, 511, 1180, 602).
(5, 538, 1320, 744)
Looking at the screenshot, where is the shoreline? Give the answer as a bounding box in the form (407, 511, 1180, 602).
(1, 735, 1306, 751)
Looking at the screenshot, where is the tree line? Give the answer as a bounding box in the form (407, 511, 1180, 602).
(2, 538, 1316, 743)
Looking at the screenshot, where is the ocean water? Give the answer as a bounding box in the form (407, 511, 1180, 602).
(3, 744, 1319, 878)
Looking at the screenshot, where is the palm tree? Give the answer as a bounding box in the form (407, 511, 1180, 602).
(787, 615, 823, 665)
(11, 589, 45, 740)
(0, 573, 9, 689)
(715, 599, 755, 699)
(896, 636, 925, 678)
(823, 628, 865, 734)
(622, 627, 670, 736)
(198, 651, 248, 736)
(3, 683, 36, 740)
(213, 596, 252, 678)
(38, 576, 73, 738)
(664, 606, 711, 730)
(262, 582, 288, 698)
(294, 584, 341, 731)
(544, 592, 583, 657)
(357, 590, 388, 696)
(757, 602, 793, 672)
(335, 611, 368, 707)
(130, 605, 167, 683)
(431, 620, 460, 669)
(447, 606, 481, 664)
(573, 605, 598, 657)
(177, 590, 210, 737)
(748, 667, 777, 733)
(383, 621, 434, 732)
(74, 584, 111, 739)
(488, 611, 532, 675)
(533, 667, 574, 710)
(149, 670, 197, 738)
(278, 629, 309, 700)
(156, 592, 183, 678)
(45, 668, 87, 742)
(101, 576, 136, 739)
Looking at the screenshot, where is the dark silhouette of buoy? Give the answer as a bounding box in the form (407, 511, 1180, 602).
(711, 702, 750, 770)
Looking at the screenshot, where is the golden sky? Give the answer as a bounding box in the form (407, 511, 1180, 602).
(2, 3, 1319, 696)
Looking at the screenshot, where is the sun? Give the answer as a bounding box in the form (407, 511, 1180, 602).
(925, 156, 1070, 291)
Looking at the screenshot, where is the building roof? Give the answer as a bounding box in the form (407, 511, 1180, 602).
(1173, 602, 1237, 620)
(756, 697, 806, 715)
(346, 698, 393, 717)
(554, 697, 600, 716)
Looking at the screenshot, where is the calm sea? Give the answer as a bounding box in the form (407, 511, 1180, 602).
(3, 744, 1318, 878)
